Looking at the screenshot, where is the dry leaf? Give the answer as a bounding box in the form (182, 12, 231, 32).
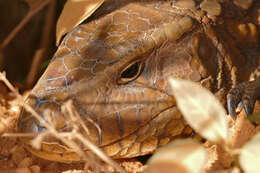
(146, 139, 207, 173)
(240, 132, 260, 173)
(168, 78, 228, 143)
(62, 170, 84, 173)
(56, 0, 105, 45)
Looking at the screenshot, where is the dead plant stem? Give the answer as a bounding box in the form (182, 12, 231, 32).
(26, 0, 57, 88)
(0, 0, 50, 50)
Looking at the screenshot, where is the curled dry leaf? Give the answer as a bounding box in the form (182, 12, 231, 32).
(168, 78, 228, 143)
(239, 132, 260, 173)
(146, 139, 206, 173)
(56, 0, 105, 45)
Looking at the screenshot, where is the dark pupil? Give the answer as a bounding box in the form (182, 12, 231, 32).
(121, 62, 140, 79)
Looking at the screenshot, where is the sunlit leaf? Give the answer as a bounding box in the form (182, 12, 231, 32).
(168, 78, 228, 142)
(56, 0, 105, 45)
(240, 132, 260, 173)
(146, 139, 206, 173)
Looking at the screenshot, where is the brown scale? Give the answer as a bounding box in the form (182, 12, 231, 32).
(18, 0, 260, 162)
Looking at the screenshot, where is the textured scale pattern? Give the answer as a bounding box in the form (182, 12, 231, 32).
(18, 0, 260, 162)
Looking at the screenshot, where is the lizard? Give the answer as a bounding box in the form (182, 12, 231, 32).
(18, 0, 260, 162)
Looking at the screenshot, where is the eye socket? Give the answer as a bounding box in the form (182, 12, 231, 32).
(117, 60, 144, 84)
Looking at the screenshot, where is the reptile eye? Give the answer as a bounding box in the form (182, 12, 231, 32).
(118, 60, 144, 84)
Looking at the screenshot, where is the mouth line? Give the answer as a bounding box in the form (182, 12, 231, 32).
(98, 104, 177, 149)
(19, 103, 178, 163)
(19, 93, 177, 156)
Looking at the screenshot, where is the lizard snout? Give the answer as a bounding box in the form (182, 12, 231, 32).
(18, 95, 67, 138)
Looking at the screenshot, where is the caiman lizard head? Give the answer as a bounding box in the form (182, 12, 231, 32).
(18, 1, 220, 162)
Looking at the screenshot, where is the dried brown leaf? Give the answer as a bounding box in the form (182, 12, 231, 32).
(146, 139, 207, 173)
(56, 0, 105, 45)
(169, 78, 228, 143)
(62, 170, 84, 173)
(240, 132, 260, 173)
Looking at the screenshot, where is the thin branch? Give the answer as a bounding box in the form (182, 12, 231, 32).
(2, 133, 37, 137)
(26, 0, 57, 88)
(63, 101, 126, 173)
(0, 0, 50, 50)
(0, 72, 19, 95)
(76, 133, 126, 173)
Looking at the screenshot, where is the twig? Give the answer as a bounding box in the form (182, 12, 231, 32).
(26, 0, 57, 88)
(63, 100, 126, 173)
(64, 100, 102, 138)
(0, 0, 50, 50)
(0, 72, 20, 95)
(76, 133, 126, 173)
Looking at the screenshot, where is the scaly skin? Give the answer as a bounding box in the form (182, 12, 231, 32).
(18, 0, 260, 162)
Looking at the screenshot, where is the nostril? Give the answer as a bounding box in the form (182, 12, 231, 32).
(23, 118, 40, 133)
(18, 96, 66, 142)
(18, 110, 46, 134)
(38, 124, 47, 132)
(18, 96, 51, 134)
